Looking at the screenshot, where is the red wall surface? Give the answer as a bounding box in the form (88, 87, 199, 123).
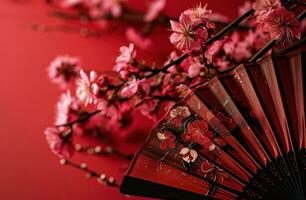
(0, 0, 243, 199)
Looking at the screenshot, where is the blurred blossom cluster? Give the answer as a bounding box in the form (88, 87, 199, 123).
(44, 0, 304, 182)
(48, 0, 167, 49)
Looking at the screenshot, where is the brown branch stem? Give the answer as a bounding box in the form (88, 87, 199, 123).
(56, 110, 101, 127)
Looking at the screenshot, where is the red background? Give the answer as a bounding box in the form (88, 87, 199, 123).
(0, 0, 243, 199)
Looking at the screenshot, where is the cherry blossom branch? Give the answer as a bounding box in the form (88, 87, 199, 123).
(45, 1, 251, 39)
(248, 40, 276, 63)
(206, 9, 254, 46)
(50, 7, 265, 136)
(74, 144, 133, 160)
(59, 159, 119, 187)
(146, 54, 189, 78)
(49, 7, 260, 131)
(145, 9, 255, 77)
(249, 10, 306, 63)
(56, 110, 101, 127)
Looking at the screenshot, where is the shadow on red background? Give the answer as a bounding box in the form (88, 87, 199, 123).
(0, 0, 243, 199)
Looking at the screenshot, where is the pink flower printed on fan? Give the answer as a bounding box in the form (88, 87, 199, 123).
(252, 0, 281, 20)
(212, 110, 236, 131)
(144, 0, 166, 22)
(120, 78, 139, 98)
(170, 14, 208, 52)
(45, 127, 73, 158)
(170, 106, 190, 118)
(48, 55, 80, 89)
(261, 8, 301, 45)
(181, 116, 227, 150)
(175, 84, 191, 98)
(182, 120, 217, 151)
(157, 131, 176, 150)
(126, 27, 152, 50)
(200, 160, 229, 183)
(76, 70, 99, 105)
(169, 106, 191, 127)
(180, 147, 198, 163)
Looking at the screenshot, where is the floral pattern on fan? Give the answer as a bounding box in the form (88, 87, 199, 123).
(200, 160, 229, 183)
(155, 104, 233, 185)
(156, 131, 176, 150)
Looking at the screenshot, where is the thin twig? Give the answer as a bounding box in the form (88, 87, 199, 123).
(56, 110, 101, 127)
(206, 9, 254, 45)
(60, 159, 119, 187)
(248, 40, 276, 63)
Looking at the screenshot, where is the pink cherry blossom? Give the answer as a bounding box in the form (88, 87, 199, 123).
(76, 70, 98, 105)
(85, 0, 123, 18)
(86, 0, 107, 18)
(126, 27, 152, 50)
(238, 1, 252, 17)
(97, 99, 121, 121)
(252, 0, 281, 20)
(262, 8, 301, 45)
(45, 127, 73, 158)
(120, 78, 139, 98)
(182, 3, 212, 26)
(188, 58, 203, 78)
(163, 51, 181, 74)
(117, 101, 132, 114)
(47, 55, 80, 89)
(55, 91, 80, 125)
(170, 14, 207, 52)
(103, 0, 125, 18)
(61, 0, 84, 8)
(138, 99, 158, 121)
(244, 28, 268, 50)
(144, 0, 166, 22)
(205, 40, 222, 64)
(208, 12, 229, 23)
(234, 41, 252, 62)
(116, 43, 136, 64)
(114, 43, 140, 80)
(215, 58, 230, 71)
(180, 147, 198, 163)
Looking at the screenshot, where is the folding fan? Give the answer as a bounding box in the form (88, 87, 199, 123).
(120, 49, 305, 200)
